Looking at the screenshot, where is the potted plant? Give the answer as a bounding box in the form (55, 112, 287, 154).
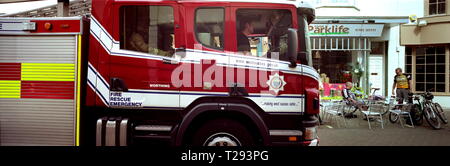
(348, 62, 364, 87)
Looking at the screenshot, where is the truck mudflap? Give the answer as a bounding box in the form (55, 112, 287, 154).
(302, 115, 319, 146)
(307, 139, 319, 146)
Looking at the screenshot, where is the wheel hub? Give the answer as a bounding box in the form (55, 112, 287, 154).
(204, 133, 241, 146)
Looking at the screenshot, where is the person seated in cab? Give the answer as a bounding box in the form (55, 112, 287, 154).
(129, 24, 174, 57)
(237, 17, 255, 56)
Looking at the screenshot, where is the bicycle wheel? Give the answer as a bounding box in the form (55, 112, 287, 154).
(381, 103, 390, 115)
(389, 112, 399, 123)
(434, 103, 448, 124)
(424, 106, 441, 129)
(412, 104, 423, 126)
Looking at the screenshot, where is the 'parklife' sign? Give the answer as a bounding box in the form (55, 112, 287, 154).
(308, 24, 384, 37)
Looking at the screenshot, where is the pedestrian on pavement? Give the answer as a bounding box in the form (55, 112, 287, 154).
(392, 68, 412, 104)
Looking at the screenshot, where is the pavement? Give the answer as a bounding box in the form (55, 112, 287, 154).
(318, 109, 450, 146)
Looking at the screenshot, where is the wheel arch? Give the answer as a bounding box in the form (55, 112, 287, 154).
(174, 97, 270, 146)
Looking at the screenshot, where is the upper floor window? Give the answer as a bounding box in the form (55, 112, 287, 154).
(195, 8, 225, 50)
(429, 0, 446, 15)
(120, 6, 175, 57)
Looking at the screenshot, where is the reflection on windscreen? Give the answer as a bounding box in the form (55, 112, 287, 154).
(236, 9, 292, 61)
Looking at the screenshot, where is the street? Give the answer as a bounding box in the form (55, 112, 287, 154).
(318, 110, 450, 146)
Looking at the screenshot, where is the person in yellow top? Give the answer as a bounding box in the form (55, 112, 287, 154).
(392, 68, 412, 103)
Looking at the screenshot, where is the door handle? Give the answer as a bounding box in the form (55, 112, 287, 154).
(110, 77, 128, 92)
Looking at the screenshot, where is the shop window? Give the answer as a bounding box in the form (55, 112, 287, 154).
(437, 74, 446, 82)
(405, 65, 412, 74)
(312, 51, 352, 84)
(414, 46, 446, 92)
(416, 56, 425, 64)
(416, 83, 425, 91)
(416, 74, 425, 82)
(406, 47, 412, 55)
(406, 56, 412, 65)
(371, 42, 384, 55)
(405, 46, 412, 74)
(235, 9, 292, 59)
(195, 8, 225, 50)
(429, 0, 446, 15)
(120, 6, 175, 57)
(437, 55, 446, 62)
(437, 83, 446, 92)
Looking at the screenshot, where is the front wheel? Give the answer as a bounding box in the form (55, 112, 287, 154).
(434, 103, 448, 124)
(411, 104, 423, 126)
(389, 112, 399, 123)
(190, 118, 256, 146)
(424, 106, 441, 129)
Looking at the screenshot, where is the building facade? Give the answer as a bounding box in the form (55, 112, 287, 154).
(400, 0, 450, 108)
(312, 0, 423, 100)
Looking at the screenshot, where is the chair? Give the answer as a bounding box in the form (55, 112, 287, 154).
(323, 101, 347, 128)
(387, 97, 415, 128)
(360, 100, 384, 129)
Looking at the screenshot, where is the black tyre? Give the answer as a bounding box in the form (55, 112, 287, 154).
(411, 104, 423, 126)
(191, 118, 255, 146)
(389, 112, 399, 123)
(381, 104, 390, 115)
(434, 103, 448, 124)
(424, 106, 441, 129)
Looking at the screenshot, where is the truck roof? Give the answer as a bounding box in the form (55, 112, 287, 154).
(113, 0, 314, 9)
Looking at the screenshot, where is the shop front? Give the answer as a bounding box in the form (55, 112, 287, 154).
(309, 23, 385, 99)
(400, 15, 450, 108)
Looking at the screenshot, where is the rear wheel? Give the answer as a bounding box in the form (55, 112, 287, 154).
(424, 106, 441, 129)
(190, 118, 255, 146)
(434, 103, 448, 124)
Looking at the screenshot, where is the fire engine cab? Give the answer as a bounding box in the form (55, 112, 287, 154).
(0, 0, 319, 146)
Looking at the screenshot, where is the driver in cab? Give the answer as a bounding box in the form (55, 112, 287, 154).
(237, 17, 255, 56)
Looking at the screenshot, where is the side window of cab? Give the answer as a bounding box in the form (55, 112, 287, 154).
(120, 6, 175, 57)
(195, 8, 225, 50)
(235, 9, 292, 61)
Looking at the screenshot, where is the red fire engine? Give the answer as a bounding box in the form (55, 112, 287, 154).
(0, 0, 319, 146)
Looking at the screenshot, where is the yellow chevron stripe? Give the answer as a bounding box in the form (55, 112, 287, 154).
(0, 80, 20, 98)
(21, 63, 75, 81)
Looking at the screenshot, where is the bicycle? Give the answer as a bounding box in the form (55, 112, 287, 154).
(433, 102, 448, 124)
(388, 94, 422, 126)
(387, 95, 416, 127)
(410, 91, 444, 129)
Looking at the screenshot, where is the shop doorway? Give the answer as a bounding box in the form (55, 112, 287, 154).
(368, 55, 384, 96)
